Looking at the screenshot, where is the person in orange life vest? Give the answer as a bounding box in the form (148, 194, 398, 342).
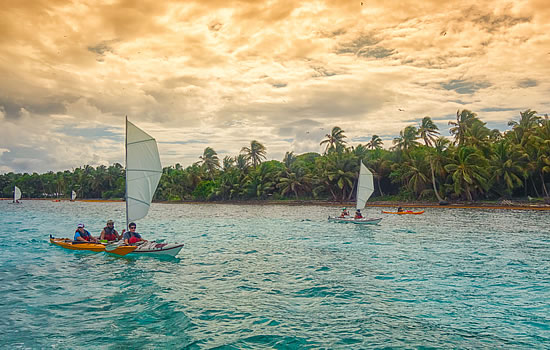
(354, 209, 363, 219)
(100, 220, 120, 241)
(74, 223, 98, 242)
(122, 223, 148, 245)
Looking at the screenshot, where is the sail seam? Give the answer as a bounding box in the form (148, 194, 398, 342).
(127, 169, 162, 172)
(127, 138, 154, 146)
(128, 196, 151, 207)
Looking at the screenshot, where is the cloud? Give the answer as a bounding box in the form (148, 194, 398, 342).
(0, 0, 549, 172)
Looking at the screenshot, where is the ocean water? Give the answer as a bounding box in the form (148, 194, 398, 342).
(1, 200, 549, 349)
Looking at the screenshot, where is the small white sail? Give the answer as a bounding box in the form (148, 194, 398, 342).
(71, 190, 77, 201)
(14, 186, 21, 201)
(356, 161, 374, 210)
(126, 119, 162, 224)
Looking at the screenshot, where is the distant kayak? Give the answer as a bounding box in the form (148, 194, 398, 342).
(328, 216, 382, 225)
(49, 236, 137, 256)
(382, 210, 425, 215)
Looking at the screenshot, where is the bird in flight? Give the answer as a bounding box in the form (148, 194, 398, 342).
(398, 108, 405, 111)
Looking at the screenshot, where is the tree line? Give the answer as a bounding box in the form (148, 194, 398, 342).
(1, 109, 549, 203)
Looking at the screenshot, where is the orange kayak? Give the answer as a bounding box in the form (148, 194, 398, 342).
(49, 236, 137, 256)
(382, 210, 425, 215)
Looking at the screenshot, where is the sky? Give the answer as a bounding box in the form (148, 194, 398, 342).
(1, 0, 549, 174)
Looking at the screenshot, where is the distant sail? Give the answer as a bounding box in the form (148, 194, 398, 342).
(14, 186, 21, 201)
(71, 190, 77, 201)
(125, 119, 162, 224)
(356, 162, 374, 210)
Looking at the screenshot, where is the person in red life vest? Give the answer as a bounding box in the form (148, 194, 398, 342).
(122, 222, 148, 245)
(100, 220, 121, 241)
(74, 223, 98, 242)
(354, 209, 363, 219)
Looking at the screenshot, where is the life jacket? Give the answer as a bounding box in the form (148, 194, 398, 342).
(75, 229, 90, 241)
(128, 233, 142, 244)
(103, 226, 117, 241)
(126, 231, 142, 244)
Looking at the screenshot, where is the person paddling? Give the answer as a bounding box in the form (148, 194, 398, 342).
(122, 223, 147, 245)
(74, 223, 98, 243)
(354, 209, 363, 219)
(100, 220, 120, 241)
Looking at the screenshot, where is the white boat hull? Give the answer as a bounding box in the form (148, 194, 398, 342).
(131, 242, 184, 257)
(328, 216, 382, 225)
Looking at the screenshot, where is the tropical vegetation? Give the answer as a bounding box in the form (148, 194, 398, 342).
(1, 110, 549, 203)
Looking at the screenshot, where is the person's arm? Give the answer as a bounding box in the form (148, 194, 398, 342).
(100, 229, 106, 240)
(122, 230, 130, 245)
(75, 233, 86, 242)
(115, 229, 121, 240)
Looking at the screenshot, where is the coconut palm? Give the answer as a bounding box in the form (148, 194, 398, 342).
(366, 135, 383, 150)
(428, 137, 451, 202)
(392, 126, 420, 151)
(320, 126, 347, 154)
(241, 140, 267, 167)
(283, 151, 296, 169)
(198, 147, 220, 179)
(449, 109, 478, 146)
(418, 117, 439, 147)
(278, 171, 312, 199)
(488, 141, 526, 196)
(508, 109, 541, 145)
(444, 146, 490, 201)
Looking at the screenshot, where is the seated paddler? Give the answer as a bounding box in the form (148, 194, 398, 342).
(122, 222, 147, 245)
(100, 220, 120, 242)
(74, 223, 98, 242)
(354, 209, 363, 219)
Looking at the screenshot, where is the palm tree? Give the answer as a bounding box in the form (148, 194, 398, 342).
(278, 171, 312, 199)
(418, 116, 439, 147)
(489, 141, 526, 196)
(444, 146, 490, 201)
(366, 135, 383, 150)
(508, 109, 541, 145)
(449, 109, 478, 146)
(320, 126, 347, 154)
(198, 147, 220, 179)
(283, 151, 296, 169)
(392, 126, 420, 151)
(241, 140, 267, 167)
(428, 137, 451, 202)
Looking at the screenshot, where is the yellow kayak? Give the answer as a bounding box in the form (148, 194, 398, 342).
(49, 236, 137, 256)
(382, 210, 425, 215)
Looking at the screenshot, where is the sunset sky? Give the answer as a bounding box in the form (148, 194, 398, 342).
(1, 0, 549, 173)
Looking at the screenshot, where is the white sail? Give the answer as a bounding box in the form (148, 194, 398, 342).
(71, 190, 77, 201)
(125, 119, 162, 224)
(356, 161, 374, 210)
(14, 186, 21, 201)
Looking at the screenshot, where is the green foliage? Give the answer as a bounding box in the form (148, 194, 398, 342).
(2, 110, 549, 202)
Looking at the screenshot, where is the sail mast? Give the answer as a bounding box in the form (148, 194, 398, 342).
(125, 116, 129, 231)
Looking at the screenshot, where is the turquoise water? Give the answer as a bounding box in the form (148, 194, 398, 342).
(1, 200, 549, 349)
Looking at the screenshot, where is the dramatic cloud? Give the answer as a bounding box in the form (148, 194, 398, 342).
(0, 0, 549, 172)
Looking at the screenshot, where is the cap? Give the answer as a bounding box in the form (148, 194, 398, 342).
(107, 220, 114, 224)
(77, 223, 85, 228)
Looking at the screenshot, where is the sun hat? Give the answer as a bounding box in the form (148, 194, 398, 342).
(77, 223, 85, 228)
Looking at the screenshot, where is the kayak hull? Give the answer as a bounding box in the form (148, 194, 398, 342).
(130, 242, 184, 257)
(49, 237, 137, 256)
(382, 210, 425, 215)
(328, 217, 382, 225)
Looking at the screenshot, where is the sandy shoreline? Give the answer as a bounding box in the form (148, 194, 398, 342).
(4, 198, 550, 210)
